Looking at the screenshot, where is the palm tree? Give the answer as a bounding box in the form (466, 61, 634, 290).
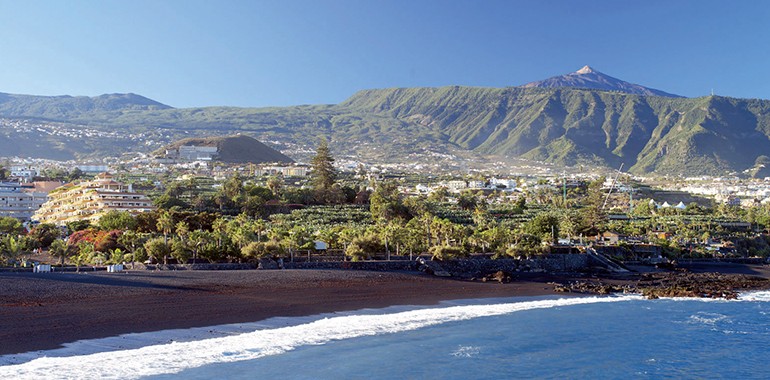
(157, 211, 174, 244)
(48, 239, 69, 265)
(212, 217, 228, 248)
(175, 221, 190, 243)
(253, 219, 266, 242)
(1, 235, 23, 266)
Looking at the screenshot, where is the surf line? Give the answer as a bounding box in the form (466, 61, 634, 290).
(1, 295, 641, 379)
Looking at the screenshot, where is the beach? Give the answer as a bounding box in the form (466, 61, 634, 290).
(2, 263, 769, 357)
(0, 269, 567, 356)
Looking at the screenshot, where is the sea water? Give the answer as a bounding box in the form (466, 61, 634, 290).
(2, 291, 769, 379)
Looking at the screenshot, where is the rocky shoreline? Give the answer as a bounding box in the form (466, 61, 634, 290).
(551, 271, 770, 299)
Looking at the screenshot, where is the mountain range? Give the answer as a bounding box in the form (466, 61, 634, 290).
(1, 67, 770, 176)
(522, 65, 682, 98)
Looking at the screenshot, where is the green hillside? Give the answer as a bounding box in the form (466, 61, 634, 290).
(339, 87, 770, 174)
(2, 87, 770, 175)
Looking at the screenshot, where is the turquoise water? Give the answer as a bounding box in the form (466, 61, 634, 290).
(3, 292, 769, 379)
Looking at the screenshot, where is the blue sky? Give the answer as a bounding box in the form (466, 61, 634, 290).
(0, 0, 768, 108)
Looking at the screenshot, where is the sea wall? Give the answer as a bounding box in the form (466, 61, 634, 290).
(147, 263, 257, 270)
(434, 254, 595, 278)
(282, 254, 596, 276)
(283, 261, 419, 271)
(0, 254, 613, 274)
(144, 254, 596, 274)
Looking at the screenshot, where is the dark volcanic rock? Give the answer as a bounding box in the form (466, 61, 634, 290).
(553, 272, 770, 299)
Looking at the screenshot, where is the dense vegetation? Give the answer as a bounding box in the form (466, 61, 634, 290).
(4, 169, 770, 268)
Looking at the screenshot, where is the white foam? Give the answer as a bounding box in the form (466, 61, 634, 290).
(738, 290, 770, 302)
(451, 345, 481, 358)
(687, 312, 730, 325)
(0, 295, 641, 379)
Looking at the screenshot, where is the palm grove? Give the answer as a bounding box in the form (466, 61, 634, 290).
(4, 141, 770, 267)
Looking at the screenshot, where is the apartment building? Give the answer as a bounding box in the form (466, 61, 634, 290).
(0, 182, 52, 221)
(32, 173, 155, 225)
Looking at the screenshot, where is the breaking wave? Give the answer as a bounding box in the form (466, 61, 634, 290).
(0, 295, 641, 379)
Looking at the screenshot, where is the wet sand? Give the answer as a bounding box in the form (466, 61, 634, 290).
(2, 263, 768, 357)
(0, 269, 564, 356)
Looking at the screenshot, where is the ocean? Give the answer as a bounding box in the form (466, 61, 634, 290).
(2, 291, 769, 379)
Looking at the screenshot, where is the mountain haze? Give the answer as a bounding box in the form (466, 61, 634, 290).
(523, 66, 682, 98)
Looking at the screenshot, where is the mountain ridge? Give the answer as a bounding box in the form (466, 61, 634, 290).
(0, 92, 171, 120)
(2, 77, 770, 176)
(522, 66, 683, 98)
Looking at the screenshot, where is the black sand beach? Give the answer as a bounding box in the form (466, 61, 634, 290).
(0, 269, 564, 356)
(1, 263, 769, 356)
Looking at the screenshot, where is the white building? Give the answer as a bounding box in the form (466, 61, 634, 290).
(32, 173, 155, 225)
(76, 165, 110, 174)
(10, 166, 40, 181)
(177, 146, 218, 161)
(0, 181, 57, 221)
(446, 180, 467, 191)
(260, 166, 309, 177)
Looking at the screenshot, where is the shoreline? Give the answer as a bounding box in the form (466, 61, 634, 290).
(2, 263, 769, 358)
(0, 269, 569, 357)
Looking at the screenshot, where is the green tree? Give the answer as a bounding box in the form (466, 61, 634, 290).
(175, 221, 190, 242)
(512, 233, 544, 257)
(632, 199, 655, 217)
(428, 187, 449, 203)
(170, 238, 190, 263)
(117, 231, 150, 263)
(227, 215, 256, 250)
(345, 233, 382, 261)
(48, 238, 71, 265)
(74, 241, 95, 271)
(222, 174, 245, 203)
(153, 194, 190, 210)
(1, 235, 24, 265)
(524, 213, 560, 244)
(0, 216, 23, 235)
(108, 248, 126, 265)
(156, 210, 174, 244)
(579, 176, 607, 234)
(98, 211, 138, 231)
(288, 225, 314, 251)
(457, 192, 478, 211)
(144, 237, 171, 265)
(370, 181, 410, 222)
(310, 138, 337, 192)
(242, 241, 286, 261)
(266, 176, 283, 197)
(67, 167, 84, 182)
(429, 245, 467, 261)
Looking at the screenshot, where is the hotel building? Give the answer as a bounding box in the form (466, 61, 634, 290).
(32, 173, 155, 225)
